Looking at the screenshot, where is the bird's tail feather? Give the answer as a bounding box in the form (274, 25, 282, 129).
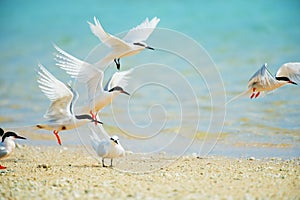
(226, 89, 251, 105)
(10, 124, 47, 131)
(2, 124, 56, 141)
(98, 124, 111, 140)
(89, 125, 101, 151)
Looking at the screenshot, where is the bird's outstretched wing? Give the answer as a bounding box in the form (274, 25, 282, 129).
(248, 63, 277, 89)
(104, 69, 133, 91)
(54, 44, 104, 100)
(37, 64, 73, 120)
(88, 16, 129, 50)
(276, 62, 300, 83)
(123, 17, 160, 43)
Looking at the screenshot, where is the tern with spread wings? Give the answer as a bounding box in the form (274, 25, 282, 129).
(54, 45, 131, 123)
(88, 16, 160, 70)
(35, 64, 102, 145)
(226, 62, 299, 104)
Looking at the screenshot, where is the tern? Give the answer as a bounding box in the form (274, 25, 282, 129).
(0, 128, 26, 169)
(88, 16, 160, 70)
(35, 64, 102, 145)
(90, 125, 125, 167)
(226, 62, 299, 104)
(248, 62, 299, 98)
(54, 44, 131, 123)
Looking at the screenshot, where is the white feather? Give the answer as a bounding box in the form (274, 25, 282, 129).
(247, 63, 278, 91)
(37, 64, 74, 120)
(104, 69, 132, 91)
(89, 125, 125, 160)
(88, 16, 129, 50)
(123, 17, 160, 43)
(54, 45, 132, 113)
(54, 44, 104, 100)
(276, 62, 300, 83)
(88, 16, 160, 68)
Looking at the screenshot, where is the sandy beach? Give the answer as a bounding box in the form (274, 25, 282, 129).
(0, 145, 299, 199)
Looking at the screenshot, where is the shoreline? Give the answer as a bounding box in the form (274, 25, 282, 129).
(0, 145, 299, 199)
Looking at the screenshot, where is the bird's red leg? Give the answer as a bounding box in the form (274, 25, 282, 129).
(90, 110, 95, 120)
(90, 110, 98, 126)
(255, 92, 260, 98)
(0, 165, 7, 170)
(53, 130, 62, 145)
(250, 88, 256, 99)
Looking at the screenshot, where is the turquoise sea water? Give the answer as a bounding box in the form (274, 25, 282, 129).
(0, 0, 299, 158)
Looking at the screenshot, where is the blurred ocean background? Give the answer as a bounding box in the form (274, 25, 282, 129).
(0, 0, 299, 158)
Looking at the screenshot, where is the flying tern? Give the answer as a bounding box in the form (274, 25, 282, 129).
(227, 62, 299, 104)
(90, 125, 125, 167)
(0, 128, 26, 169)
(35, 64, 102, 145)
(88, 16, 160, 70)
(248, 62, 298, 98)
(54, 44, 131, 123)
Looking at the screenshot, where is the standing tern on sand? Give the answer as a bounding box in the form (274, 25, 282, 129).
(54, 45, 131, 123)
(88, 16, 160, 70)
(0, 128, 26, 169)
(90, 125, 125, 167)
(227, 62, 299, 104)
(35, 64, 102, 145)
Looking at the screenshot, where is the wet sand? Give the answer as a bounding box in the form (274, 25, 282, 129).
(0, 145, 299, 199)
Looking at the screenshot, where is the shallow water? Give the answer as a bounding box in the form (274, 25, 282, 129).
(0, 0, 299, 158)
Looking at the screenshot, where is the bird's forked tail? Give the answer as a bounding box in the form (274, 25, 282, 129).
(225, 88, 252, 105)
(89, 125, 102, 152)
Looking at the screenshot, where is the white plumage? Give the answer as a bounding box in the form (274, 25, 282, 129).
(276, 62, 300, 83)
(248, 63, 299, 98)
(226, 62, 299, 104)
(90, 125, 125, 167)
(54, 44, 131, 120)
(88, 16, 160, 70)
(36, 64, 102, 145)
(0, 129, 26, 169)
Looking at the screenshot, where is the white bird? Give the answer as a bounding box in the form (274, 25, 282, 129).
(248, 62, 299, 98)
(88, 16, 160, 70)
(0, 128, 26, 169)
(226, 63, 299, 104)
(90, 125, 125, 167)
(35, 64, 102, 145)
(54, 44, 131, 122)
